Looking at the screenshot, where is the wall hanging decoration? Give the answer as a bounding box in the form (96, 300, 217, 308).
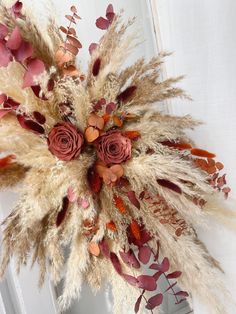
(0, 2, 235, 313)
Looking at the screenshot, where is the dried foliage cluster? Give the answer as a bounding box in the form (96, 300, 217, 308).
(0, 2, 235, 314)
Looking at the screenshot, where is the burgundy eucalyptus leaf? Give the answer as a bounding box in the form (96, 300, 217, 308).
(138, 246, 152, 265)
(31, 85, 48, 100)
(137, 275, 157, 291)
(127, 190, 140, 209)
(17, 114, 27, 129)
(23, 58, 46, 88)
(4, 98, 20, 109)
(56, 196, 69, 227)
(89, 43, 98, 55)
(122, 274, 138, 286)
(166, 271, 182, 280)
(165, 281, 177, 292)
(13, 41, 33, 62)
(146, 294, 163, 310)
(117, 86, 137, 103)
(157, 179, 182, 194)
(33, 111, 46, 124)
(92, 58, 101, 76)
(106, 102, 116, 114)
(0, 24, 8, 39)
(153, 271, 162, 282)
(0, 42, 13, 67)
(23, 119, 45, 134)
(96, 17, 110, 30)
(99, 238, 110, 258)
(134, 294, 142, 313)
(119, 249, 140, 269)
(149, 263, 159, 270)
(110, 252, 122, 275)
(175, 291, 189, 297)
(6, 26, 22, 50)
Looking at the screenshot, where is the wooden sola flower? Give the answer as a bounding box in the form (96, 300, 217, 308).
(0, 2, 234, 314)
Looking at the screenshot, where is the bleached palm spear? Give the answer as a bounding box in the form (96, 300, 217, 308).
(0, 2, 235, 314)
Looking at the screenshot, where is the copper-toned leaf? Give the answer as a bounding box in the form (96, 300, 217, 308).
(106, 220, 117, 232)
(110, 165, 124, 179)
(110, 252, 122, 275)
(96, 17, 109, 30)
(67, 35, 82, 48)
(59, 26, 67, 34)
(92, 58, 101, 76)
(64, 43, 78, 55)
(191, 148, 216, 158)
(127, 191, 140, 209)
(102, 113, 110, 123)
(146, 294, 163, 310)
(24, 119, 45, 134)
(33, 111, 46, 124)
(68, 27, 76, 36)
(56, 196, 69, 227)
(138, 246, 151, 265)
(117, 86, 137, 103)
(85, 126, 100, 143)
(89, 43, 98, 55)
(137, 275, 157, 291)
(134, 295, 142, 314)
(88, 241, 100, 257)
(6, 26, 22, 50)
(122, 274, 138, 286)
(157, 179, 182, 194)
(70, 5, 77, 13)
(63, 65, 79, 77)
(113, 115, 123, 127)
(175, 228, 182, 237)
(216, 162, 224, 170)
(124, 131, 141, 140)
(119, 249, 140, 269)
(88, 113, 104, 129)
(55, 48, 73, 67)
(166, 271, 182, 279)
(65, 15, 76, 24)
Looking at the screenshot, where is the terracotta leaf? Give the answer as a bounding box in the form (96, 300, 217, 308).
(88, 242, 100, 257)
(88, 113, 105, 130)
(85, 126, 100, 142)
(191, 148, 216, 158)
(65, 15, 76, 24)
(67, 35, 82, 48)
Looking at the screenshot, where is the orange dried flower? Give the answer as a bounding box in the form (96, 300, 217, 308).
(106, 221, 117, 232)
(123, 131, 141, 140)
(0, 155, 15, 168)
(130, 220, 141, 240)
(113, 194, 126, 214)
(191, 148, 215, 158)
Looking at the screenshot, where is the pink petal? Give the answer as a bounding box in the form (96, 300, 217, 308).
(146, 294, 163, 310)
(96, 17, 110, 30)
(11, 1, 23, 18)
(106, 5, 115, 24)
(0, 42, 12, 67)
(0, 94, 7, 104)
(6, 26, 22, 50)
(23, 58, 45, 88)
(0, 24, 8, 39)
(0, 109, 12, 119)
(78, 197, 90, 209)
(89, 43, 98, 55)
(13, 41, 33, 62)
(138, 246, 152, 265)
(67, 186, 77, 203)
(137, 275, 157, 291)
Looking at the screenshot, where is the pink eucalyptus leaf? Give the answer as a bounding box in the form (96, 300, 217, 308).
(6, 26, 22, 50)
(96, 17, 110, 30)
(119, 249, 140, 269)
(67, 186, 77, 203)
(13, 41, 33, 62)
(127, 190, 140, 209)
(11, 1, 23, 18)
(106, 4, 115, 23)
(166, 271, 182, 280)
(175, 291, 189, 297)
(0, 24, 8, 39)
(110, 252, 122, 275)
(89, 43, 98, 55)
(138, 246, 152, 265)
(146, 294, 163, 310)
(149, 263, 159, 270)
(0, 109, 12, 119)
(0, 94, 7, 104)
(106, 102, 116, 114)
(137, 275, 157, 291)
(157, 257, 170, 273)
(134, 295, 142, 314)
(0, 42, 13, 67)
(99, 239, 110, 258)
(153, 271, 162, 282)
(122, 274, 138, 286)
(23, 58, 45, 88)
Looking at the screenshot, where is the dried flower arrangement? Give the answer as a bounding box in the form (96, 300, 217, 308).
(0, 2, 235, 313)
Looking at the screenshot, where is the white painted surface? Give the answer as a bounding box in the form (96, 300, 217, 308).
(154, 0, 236, 313)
